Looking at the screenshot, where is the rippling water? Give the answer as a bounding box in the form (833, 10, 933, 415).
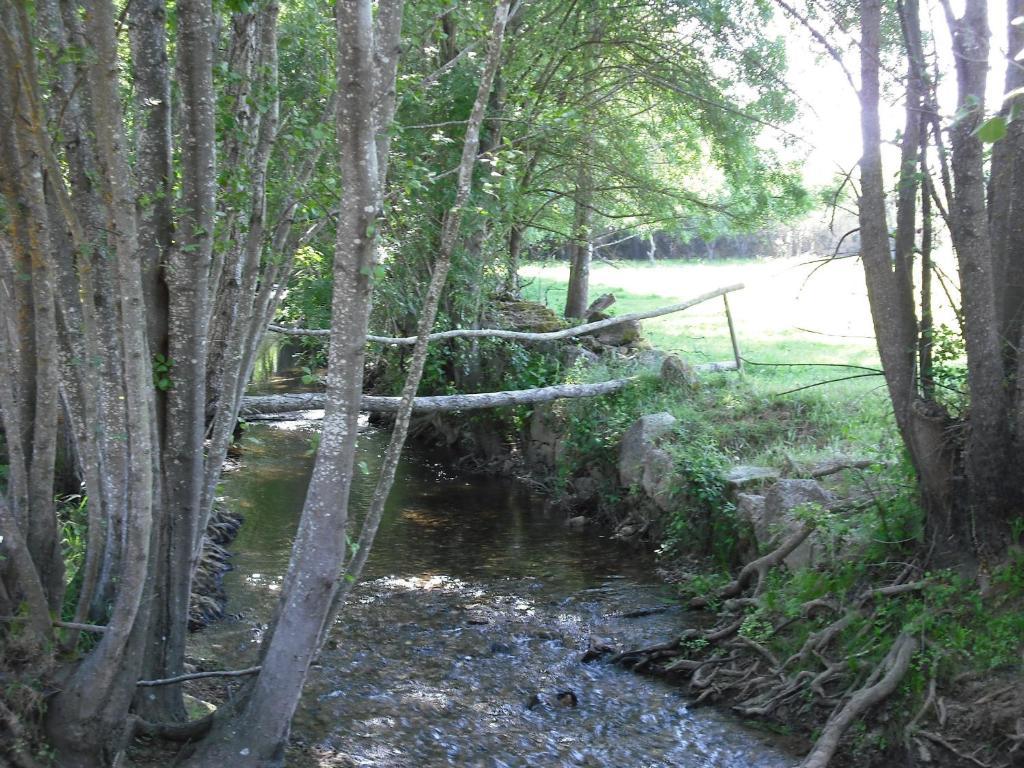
(191, 359, 796, 767)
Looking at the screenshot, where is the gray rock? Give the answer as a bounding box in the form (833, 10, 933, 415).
(660, 354, 699, 388)
(761, 479, 834, 570)
(527, 403, 561, 468)
(735, 492, 766, 529)
(565, 515, 588, 529)
(613, 523, 639, 539)
(735, 492, 767, 560)
(635, 348, 668, 370)
(618, 412, 677, 487)
(641, 447, 676, 512)
(725, 465, 780, 493)
(593, 319, 642, 347)
(563, 345, 601, 369)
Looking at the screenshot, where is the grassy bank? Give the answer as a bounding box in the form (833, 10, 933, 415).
(521, 256, 928, 466)
(518, 257, 1021, 766)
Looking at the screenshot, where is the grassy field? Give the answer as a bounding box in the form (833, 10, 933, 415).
(520, 255, 956, 465)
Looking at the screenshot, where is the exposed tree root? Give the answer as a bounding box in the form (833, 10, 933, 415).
(689, 523, 816, 609)
(610, 537, 948, 766)
(0, 698, 42, 768)
(799, 632, 917, 768)
(133, 712, 216, 742)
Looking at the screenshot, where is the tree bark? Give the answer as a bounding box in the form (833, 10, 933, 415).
(317, 0, 513, 656)
(565, 152, 593, 318)
(942, 0, 1016, 549)
(183, 2, 399, 763)
(858, 0, 954, 536)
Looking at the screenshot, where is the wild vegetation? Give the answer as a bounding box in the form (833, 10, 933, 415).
(0, 0, 1022, 766)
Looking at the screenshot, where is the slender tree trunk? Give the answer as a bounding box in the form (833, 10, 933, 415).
(942, 0, 1016, 549)
(320, 0, 513, 649)
(858, 0, 954, 540)
(183, 2, 399, 762)
(565, 153, 593, 319)
(920, 171, 935, 401)
(43, 0, 159, 758)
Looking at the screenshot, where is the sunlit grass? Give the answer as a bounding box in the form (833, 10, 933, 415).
(520, 256, 956, 464)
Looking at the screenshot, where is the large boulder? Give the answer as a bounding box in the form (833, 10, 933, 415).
(562, 345, 601, 369)
(725, 465, 781, 494)
(760, 479, 834, 570)
(489, 299, 563, 333)
(618, 412, 676, 487)
(641, 447, 676, 512)
(527, 403, 561, 469)
(734, 492, 767, 560)
(593, 319, 642, 347)
(660, 354, 699, 389)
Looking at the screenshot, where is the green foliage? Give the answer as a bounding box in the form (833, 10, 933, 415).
(152, 353, 173, 391)
(57, 494, 98, 652)
(930, 323, 968, 415)
(975, 115, 1008, 143)
(662, 437, 736, 567)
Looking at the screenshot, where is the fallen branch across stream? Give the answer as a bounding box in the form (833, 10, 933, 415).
(136, 665, 263, 687)
(267, 283, 744, 345)
(240, 377, 635, 417)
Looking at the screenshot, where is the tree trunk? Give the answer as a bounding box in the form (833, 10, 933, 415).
(564, 154, 593, 319)
(858, 0, 954, 539)
(943, 0, 1016, 550)
(182, 2, 398, 762)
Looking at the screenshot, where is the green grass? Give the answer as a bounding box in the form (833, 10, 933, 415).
(521, 256, 948, 466)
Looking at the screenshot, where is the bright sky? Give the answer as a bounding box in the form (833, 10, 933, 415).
(775, 1, 1015, 188)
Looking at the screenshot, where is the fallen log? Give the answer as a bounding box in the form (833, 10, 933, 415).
(267, 283, 744, 345)
(239, 377, 634, 417)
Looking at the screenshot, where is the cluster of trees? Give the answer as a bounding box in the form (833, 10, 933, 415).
(846, 0, 1023, 557)
(0, 0, 803, 764)
(1, 0, 1019, 764)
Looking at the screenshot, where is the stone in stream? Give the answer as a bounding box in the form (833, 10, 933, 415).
(555, 690, 578, 707)
(525, 690, 579, 710)
(581, 636, 616, 663)
(564, 515, 588, 529)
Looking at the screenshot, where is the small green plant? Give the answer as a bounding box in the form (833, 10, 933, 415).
(152, 353, 173, 391)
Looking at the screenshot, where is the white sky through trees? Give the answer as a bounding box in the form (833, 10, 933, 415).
(776, 0, 1013, 188)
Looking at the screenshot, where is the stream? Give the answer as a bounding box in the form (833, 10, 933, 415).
(189, 347, 797, 767)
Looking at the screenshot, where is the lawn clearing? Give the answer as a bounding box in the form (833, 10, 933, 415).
(520, 255, 956, 465)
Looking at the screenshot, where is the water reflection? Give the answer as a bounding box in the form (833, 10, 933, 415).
(192, 419, 796, 767)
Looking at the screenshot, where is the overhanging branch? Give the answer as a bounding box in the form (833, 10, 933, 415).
(268, 283, 744, 343)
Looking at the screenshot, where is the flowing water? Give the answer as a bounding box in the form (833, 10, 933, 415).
(189, 347, 796, 767)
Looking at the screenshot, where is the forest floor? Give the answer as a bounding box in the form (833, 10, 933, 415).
(519, 256, 1023, 768)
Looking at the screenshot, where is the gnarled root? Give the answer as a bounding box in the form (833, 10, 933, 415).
(799, 632, 917, 768)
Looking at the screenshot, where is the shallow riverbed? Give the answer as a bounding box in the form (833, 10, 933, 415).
(190, 361, 796, 766)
